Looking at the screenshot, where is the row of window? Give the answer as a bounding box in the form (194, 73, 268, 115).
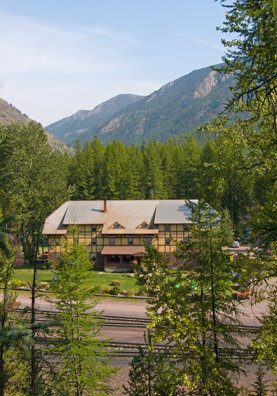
(54, 236, 189, 246)
(90, 224, 190, 232)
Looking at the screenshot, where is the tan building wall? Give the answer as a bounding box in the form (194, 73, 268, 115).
(47, 222, 189, 270)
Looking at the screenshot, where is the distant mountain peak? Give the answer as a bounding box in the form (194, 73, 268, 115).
(46, 93, 144, 142)
(47, 63, 235, 147)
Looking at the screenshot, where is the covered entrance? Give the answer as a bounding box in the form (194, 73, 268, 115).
(101, 246, 146, 271)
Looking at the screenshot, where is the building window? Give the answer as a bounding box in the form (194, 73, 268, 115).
(56, 238, 61, 246)
(110, 255, 120, 263)
(165, 253, 170, 262)
(165, 224, 170, 232)
(184, 237, 189, 243)
(128, 237, 133, 246)
(123, 255, 132, 263)
(165, 237, 170, 245)
(91, 238, 97, 246)
(92, 253, 96, 262)
(109, 237, 115, 246)
(91, 224, 97, 232)
(184, 226, 189, 232)
(56, 253, 61, 260)
(146, 237, 152, 243)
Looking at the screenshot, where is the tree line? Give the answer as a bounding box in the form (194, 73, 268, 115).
(1, 0, 277, 394)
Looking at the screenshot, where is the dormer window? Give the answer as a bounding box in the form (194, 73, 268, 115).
(138, 222, 149, 229)
(110, 222, 124, 229)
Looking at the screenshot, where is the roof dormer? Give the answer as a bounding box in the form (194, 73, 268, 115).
(109, 222, 124, 229)
(137, 221, 150, 229)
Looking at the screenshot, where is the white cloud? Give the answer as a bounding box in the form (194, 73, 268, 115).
(172, 32, 223, 51)
(0, 12, 138, 77)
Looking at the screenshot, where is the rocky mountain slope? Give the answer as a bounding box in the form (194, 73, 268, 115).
(46, 64, 235, 146)
(46, 94, 144, 143)
(0, 99, 73, 154)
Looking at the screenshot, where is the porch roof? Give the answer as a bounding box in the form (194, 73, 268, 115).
(101, 246, 146, 256)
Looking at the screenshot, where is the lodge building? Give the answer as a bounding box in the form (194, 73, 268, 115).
(42, 199, 196, 271)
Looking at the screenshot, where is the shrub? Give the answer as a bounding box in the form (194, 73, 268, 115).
(103, 286, 111, 294)
(11, 279, 22, 288)
(91, 284, 102, 294)
(110, 280, 122, 286)
(126, 288, 135, 296)
(37, 282, 50, 290)
(47, 260, 56, 269)
(109, 286, 122, 295)
(137, 288, 145, 296)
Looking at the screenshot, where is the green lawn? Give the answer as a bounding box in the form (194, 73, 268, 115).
(12, 268, 139, 292)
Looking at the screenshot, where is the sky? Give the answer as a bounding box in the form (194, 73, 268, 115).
(0, 0, 228, 127)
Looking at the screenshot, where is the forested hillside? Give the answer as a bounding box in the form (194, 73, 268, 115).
(46, 94, 144, 143)
(73, 65, 235, 146)
(45, 64, 235, 147)
(0, 98, 73, 154)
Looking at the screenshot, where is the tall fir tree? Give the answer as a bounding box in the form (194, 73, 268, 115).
(48, 229, 116, 396)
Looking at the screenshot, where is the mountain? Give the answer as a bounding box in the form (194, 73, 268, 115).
(46, 94, 144, 143)
(0, 99, 73, 154)
(76, 64, 234, 146)
(46, 64, 234, 147)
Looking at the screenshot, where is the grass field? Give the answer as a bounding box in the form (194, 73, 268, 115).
(12, 267, 139, 293)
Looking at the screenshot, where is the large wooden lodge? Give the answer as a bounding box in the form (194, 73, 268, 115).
(42, 199, 196, 271)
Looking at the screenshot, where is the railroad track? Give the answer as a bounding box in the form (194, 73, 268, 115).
(12, 308, 151, 328)
(11, 309, 260, 332)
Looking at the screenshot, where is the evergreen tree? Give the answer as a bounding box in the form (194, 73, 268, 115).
(180, 136, 201, 199)
(220, 208, 234, 247)
(135, 201, 244, 395)
(251, 365, 269, 396)
(48, 229, 116, 396)
(123, 332, 185, 396)
(90, 136, 106, 199)
(0, 121, 70, 259)
(143, 141, 167, 199)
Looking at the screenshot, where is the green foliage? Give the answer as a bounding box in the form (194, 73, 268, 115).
(125, 288, 135, 296)
(0, 121, 70, 261)
(10, 279, 22, 288)
(123, 332, 185, 396)
(250, 365, 269, 396)
(48, 233, 117, 395)
(220, 209, 235, 246)
(109, 285, 121, 295)
(135, 202, 244, 395)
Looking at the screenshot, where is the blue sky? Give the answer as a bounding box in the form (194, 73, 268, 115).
(0, 1, 228, 127)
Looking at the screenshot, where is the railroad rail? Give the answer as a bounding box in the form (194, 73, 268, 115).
(10, 309, 260, 332)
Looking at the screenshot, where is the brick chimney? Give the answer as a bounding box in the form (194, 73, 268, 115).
(103, 197, 107, 213)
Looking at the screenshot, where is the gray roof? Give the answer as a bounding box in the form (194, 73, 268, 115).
(63, 201, 107, 225)
(42, 202, 69, 235)
(42, 200, 200, 235)
(154, 200, 198, 224)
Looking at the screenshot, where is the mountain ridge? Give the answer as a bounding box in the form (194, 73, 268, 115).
(75, 64, 234, 146)
(0, 98, 73, 154)
(46, 63, 234, 146)
(46, 94, 144, 142)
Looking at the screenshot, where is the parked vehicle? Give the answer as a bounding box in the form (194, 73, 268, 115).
(237, 287, 251, 299)
(232, 241, 240, 248)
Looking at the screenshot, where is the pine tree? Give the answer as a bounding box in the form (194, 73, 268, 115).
(251, 365, 269, 396)
(135, 201, 244, 395)
(48, 229, 116, 396)
(123, 332, 185, 396)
